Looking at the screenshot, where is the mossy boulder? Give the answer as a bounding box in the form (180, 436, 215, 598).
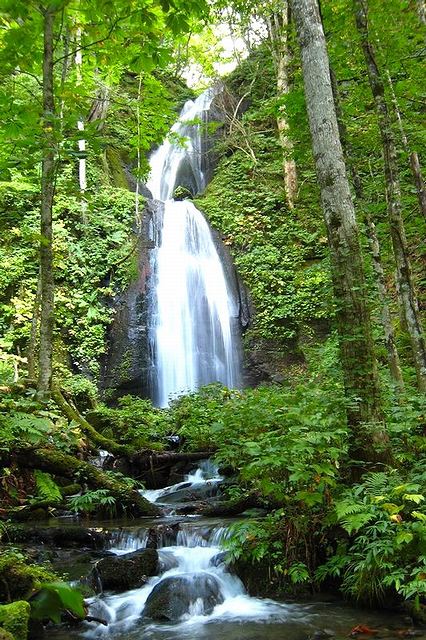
(0, 601, 30, 640)
(173, 186, 192, 200)
(90, 549, 159, 592)
(0, 553, 56, 602)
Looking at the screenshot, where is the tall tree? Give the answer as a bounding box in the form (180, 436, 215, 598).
(290, 0, 389, 461)
(354, 0, 426, 392)
(385, 70, 426, 222)
(329, 66, 404, 390)
(38, 2, 57, 396)
(265, 3, 298, 208)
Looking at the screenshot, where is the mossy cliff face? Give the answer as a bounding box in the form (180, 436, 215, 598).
(195, 49, 332, 383)
(100, 200, 158, 401)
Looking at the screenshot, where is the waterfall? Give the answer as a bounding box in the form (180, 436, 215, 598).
(146, 89, 241, 407)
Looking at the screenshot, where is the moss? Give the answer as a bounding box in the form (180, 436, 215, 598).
(0, 552, 57, 602)
(0, 628, 14, 640)
(105, 148, 129, 189)
(0, 601, 30, 640)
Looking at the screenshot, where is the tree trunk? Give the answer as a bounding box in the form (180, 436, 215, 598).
(386, 71, 426, 221)
(329, 66, 404, 389)
(416, 0, 426, 24)
(266, 6, 298, 208)
(27, 269, 42, 380)
(354, 0, 426, 392)
(38, 6, 56, 397)
(291, 0, 390, 463)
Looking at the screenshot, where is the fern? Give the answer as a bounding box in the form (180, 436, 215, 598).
(335, 499, 366, 520)
(33, 471, 62, 504)
(340, 512, 376, 534)
(363, 471, 401, 497)
(5, 412, 53, 444)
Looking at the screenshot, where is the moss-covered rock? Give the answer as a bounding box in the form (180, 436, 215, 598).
(0, 552, 57, 602)
(0, 601, 30, 640)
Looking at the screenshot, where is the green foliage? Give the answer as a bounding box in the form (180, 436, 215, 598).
(224, 510, 313, 596)
(30, 582, 85, 624)
(32, 471, 62, 506)
(169, 383, 234, 450)
(0, 385, 82, 455)
(0, 601, 30, 640)
(67, 489, 116, 516)
(0, 550, 58, 601)
(197, 45, 331, 346)
(317, 466, 426, 606)
(89, 396, 171, 450)
(0, 183, 139, 376)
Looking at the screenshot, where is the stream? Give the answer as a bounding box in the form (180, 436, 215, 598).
(39, 463, 417, 640)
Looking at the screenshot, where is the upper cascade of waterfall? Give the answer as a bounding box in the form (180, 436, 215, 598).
(146, 89, 215, 201)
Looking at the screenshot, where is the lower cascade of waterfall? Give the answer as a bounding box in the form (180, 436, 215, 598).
(148, 200, 241, 408)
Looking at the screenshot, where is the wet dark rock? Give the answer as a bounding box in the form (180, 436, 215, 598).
(158, 480, 222, 504)
(309, 630, 335, 640)
(100, 199, 161, 403)
(230, 557, 274, 597)
(209, 552, 228, 568)
(143, 574, 224, 621)
(146, 523, 180, 549)
(90, 548, 159, 593)
(4, 525, 107, 549)
(158, 550, 179, 573)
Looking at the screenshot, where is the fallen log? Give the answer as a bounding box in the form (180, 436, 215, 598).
(0, 448, 160, 517)
(130, 451, 213, 468)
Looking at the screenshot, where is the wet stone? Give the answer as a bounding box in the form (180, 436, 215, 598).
(143, 574, 224, 621)
(89, 548, 159, 593)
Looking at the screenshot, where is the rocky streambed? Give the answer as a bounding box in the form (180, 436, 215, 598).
(5, 463, 425, 640)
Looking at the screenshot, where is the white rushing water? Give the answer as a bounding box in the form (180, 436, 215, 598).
(146, 90, 241, 407)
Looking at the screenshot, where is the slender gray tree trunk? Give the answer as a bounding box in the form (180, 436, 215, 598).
(385, 71, 426, 221)
(266, 5, 298, 208)
(38, 5, 56, 396)
(329, 66, 404, 390)
(354, 0, 426, 392)
(28, 268, 42, 380)
(290, 0, 390, 463)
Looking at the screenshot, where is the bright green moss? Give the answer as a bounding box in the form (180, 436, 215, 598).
(0, 601, 30, 640)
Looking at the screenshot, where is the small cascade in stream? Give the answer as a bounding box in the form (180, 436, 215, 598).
(146, 89, 241, 407)
(83, 465, 305, 639)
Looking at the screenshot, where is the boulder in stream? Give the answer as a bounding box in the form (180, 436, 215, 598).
(90, 548, 159, 592)
(143, 574, 224, 621)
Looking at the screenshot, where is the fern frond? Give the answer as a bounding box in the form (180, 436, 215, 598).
(34, 470, 62, 504)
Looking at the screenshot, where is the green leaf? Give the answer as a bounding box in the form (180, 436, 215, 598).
(31, 582, 85, 623)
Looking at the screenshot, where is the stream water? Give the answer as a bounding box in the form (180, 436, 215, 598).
(146, 89, 241, 407)
(43, 465, 415, 640)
